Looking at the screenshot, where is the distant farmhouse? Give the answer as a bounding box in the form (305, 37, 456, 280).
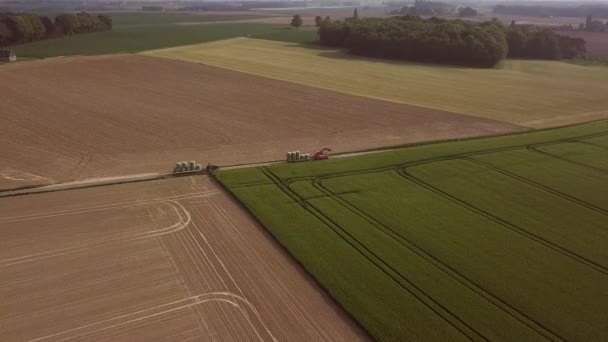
(0, 49, 16, 62)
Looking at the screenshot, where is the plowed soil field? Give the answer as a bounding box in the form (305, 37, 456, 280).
(0, 54, 522, 190)
(0, 175, 369, 341)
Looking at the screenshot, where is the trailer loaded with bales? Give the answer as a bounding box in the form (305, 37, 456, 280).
(286, 148, 331, 162)
(173, 160, 219, 174)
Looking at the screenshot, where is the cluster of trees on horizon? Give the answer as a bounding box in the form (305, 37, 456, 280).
(0, 12, 112, 47)
(391, 0, 454, 16)
(318, 16, 586, 68)
(582, 15, 608, 32)
(494, 4, 608, 19)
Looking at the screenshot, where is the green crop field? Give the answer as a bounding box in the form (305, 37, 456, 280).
(13, 12, 309, 58)
(217, 120, 608, 341)
(143, 38, 608, 127)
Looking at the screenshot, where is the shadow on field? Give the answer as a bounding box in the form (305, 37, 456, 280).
(283, 42, 478, 70)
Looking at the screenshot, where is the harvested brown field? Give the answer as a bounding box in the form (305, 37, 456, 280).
(0, 54, 522, 190)
(555, 31, 608, 58)
(0, 175, 369, 341)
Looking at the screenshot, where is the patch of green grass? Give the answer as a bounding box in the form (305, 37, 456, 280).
(250, 27, 318, 43)
(564, 57, 608, 67)
(142, 38, 608, 127)
(13, 12, 295, 58)
(216, 120, 608, 341)
(535, 142, 608, 171)
(581, 134, 608, 147)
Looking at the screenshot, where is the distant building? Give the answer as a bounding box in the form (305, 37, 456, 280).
(0, 50, 16, 62)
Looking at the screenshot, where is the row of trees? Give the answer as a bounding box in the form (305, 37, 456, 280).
(583, 15, 607, 32)
(506, 26, 585, 60)
(393, 0, 454, 16)
(318, 16, 586, 68)
(494, 5, 608, 19)
(0, 12, 111, 47)
(55, 12, 112, 34)
(458, 7, 478, 18)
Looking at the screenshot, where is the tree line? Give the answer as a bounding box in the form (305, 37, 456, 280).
(507, 24, 585, 60)
(318, 16, 586, 68)
(583, 15, 607, 32)
(0, 12, 112, 47)
(494, 5, 608, 19)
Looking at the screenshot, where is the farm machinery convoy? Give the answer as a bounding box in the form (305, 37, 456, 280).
(286, 148, 332, 162)
(172, 148, 331, 175)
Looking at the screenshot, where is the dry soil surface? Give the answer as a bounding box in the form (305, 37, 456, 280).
(0, 54, 522, 190)
(0, 175, 369, 341)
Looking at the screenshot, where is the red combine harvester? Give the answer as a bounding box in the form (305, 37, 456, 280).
(286, 148, 332, 162)
(313, 148, 331, 160)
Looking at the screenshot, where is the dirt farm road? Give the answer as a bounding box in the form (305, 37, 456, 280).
(0, 145, 420, 198)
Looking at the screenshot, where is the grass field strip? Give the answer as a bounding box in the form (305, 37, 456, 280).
(398, 166, 608, 274)
(221, 125, 608, 341)
(143, 39, 608, 126)
(217, 122, 608, 340)
(278, 131, 608, 184)
(308, 177, 559, 340)
(260, 168, 483, 340)
(263, 165, 561, 341)
(463, 157, 608, 214)
(265, 166, 562, 340)
(528, 144, 608, 175)
(309, 170, 566, 340)
(307, 138, 608, 276)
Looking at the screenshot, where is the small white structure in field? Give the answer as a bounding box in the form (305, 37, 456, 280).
(0, 50, 17, 62)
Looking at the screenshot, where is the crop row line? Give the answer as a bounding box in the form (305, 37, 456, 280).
(311, 178, 560, 341)
(281, 130, 608, 185)
(526, 145, 608, 175)
(308, 180, 496, 341)
(569, 139, 608, 150)
(259, 167, 484, 341)
(397, 168, 608, 278)
(463, 157, 608, 216)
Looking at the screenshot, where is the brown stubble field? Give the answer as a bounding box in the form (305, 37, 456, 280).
(0, 175, 369, 341)
(0, 54, 523, 190)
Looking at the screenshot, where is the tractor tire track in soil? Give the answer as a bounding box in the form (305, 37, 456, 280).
(397, 167, 608, 277)
(309, 178, 560, 341)
(462, 157, 608, 215)
(261, 167, 484, 341)
(0, 176, 368, 341)
(280, 131, 608, 184)
(527, 144, 608, 175)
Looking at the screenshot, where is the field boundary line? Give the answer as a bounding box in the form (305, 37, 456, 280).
(527, 145, 608, 175)
(312, 178, 561, 341)
(280, 131, 608, 184)
(572, 139, 608, 150)
(464, 157, 608, 215)
(261, 167, 485, 341)
(0, 171, 210, 198)
(187, 196, 277, 342)
(149, 46, 598, 130)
